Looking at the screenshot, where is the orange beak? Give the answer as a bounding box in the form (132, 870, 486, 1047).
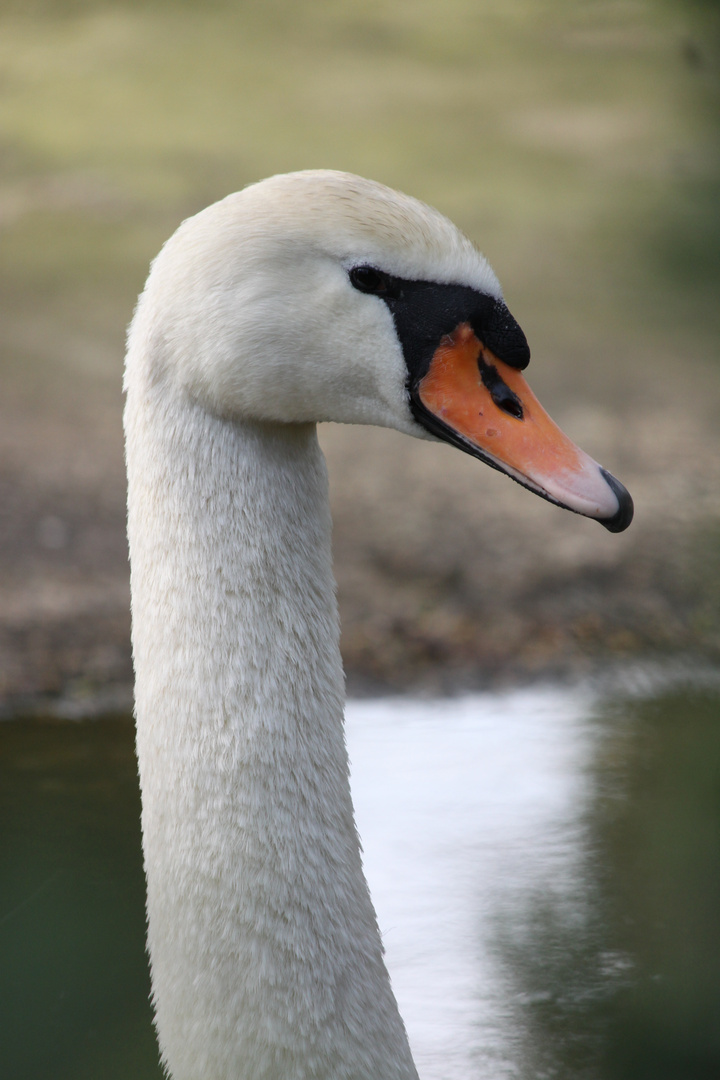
(413, 323, 633, 531)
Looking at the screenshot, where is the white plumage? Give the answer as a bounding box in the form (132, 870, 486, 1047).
(124, 170, 629, 1080)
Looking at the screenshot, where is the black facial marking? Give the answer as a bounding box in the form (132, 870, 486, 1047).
(346, 264, 581, 512)
(481, 302, 533, 369)
(347, 266, 530, 388)
(348, 262, 535, 485)
(478, 357, 524, 420)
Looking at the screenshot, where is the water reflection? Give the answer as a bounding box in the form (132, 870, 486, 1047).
(1, 682, 719, 1079)
(496, 688, 720, 1080)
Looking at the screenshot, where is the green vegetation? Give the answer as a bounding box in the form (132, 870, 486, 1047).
(0, 0, 718, 400)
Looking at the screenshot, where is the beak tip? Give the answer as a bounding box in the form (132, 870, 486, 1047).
(598, 469, 634, 533)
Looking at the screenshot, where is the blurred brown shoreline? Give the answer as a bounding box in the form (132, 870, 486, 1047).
(2, 374, 720, 717)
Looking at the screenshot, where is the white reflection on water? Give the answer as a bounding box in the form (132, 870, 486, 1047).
(346, 687, 597, 1080)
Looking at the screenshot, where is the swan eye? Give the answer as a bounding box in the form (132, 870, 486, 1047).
(349, 265, 393, 296)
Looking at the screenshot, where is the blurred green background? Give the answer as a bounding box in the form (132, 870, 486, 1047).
(1, 0, 718, 392)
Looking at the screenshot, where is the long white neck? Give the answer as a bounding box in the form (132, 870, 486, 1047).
(125, 377, 418, 1080)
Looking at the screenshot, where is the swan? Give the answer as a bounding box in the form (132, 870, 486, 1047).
(124, 170, 632, 1080)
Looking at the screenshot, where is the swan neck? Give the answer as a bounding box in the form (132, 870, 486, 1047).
(125, 390, 417, 1080)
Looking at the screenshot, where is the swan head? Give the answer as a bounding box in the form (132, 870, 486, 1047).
(129, 169, 632, 532)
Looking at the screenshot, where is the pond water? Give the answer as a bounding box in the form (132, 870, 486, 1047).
(1, 677, 719, 1080)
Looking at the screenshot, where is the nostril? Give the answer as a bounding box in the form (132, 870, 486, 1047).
(495, 393, 524, 419)
(479, 358, 524, 420)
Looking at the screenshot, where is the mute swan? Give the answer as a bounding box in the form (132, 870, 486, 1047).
(124, 170, 632, 1080)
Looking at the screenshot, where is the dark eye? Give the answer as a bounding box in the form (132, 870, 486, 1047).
(349, 265, 392, 295)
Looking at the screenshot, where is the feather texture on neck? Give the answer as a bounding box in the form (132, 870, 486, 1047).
(125, 371, 418, 1079)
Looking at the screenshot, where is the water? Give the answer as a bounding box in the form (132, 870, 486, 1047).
(2, 679, 720, 1079)
(348, 688, 596, 1080)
